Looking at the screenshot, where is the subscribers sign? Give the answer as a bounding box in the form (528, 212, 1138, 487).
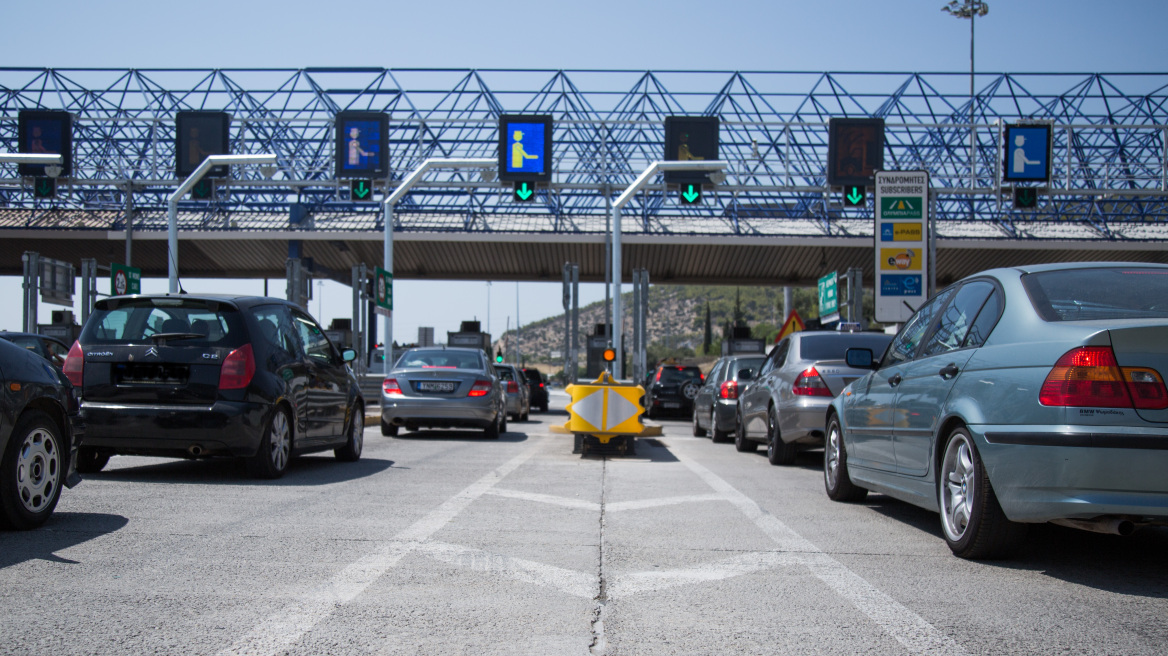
(874, 171, 929, 323)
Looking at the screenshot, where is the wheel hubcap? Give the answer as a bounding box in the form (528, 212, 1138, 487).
(941, 436, 975, 541)
(17, 428, 59, 514)
(825, 426, 840, 489)
(270, 412, 290, 471)
(767, 412, 776, 456)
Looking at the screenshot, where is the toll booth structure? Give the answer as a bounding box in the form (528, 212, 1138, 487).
(447, 321, 492, 358)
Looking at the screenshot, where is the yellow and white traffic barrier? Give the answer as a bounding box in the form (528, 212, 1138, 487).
(552, 370, 661, 455)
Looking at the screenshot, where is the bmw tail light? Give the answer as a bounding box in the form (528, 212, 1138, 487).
(1040, 346, 1131, 408)
(468, 380, 492, 397)
(719, 380, 739, 400)
(219, 344, 256, 390)
(506, 380, 519, 394)
(383, 378, 404, 397)
(792, 366, 832, 397)
(62, 340, 84, 387)
(1122, 367, 1168, 410)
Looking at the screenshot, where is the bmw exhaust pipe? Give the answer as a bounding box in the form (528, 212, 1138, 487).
(1050, 517, 1136, 536)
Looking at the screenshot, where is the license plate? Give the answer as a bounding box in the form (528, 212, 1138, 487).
(664, 402, 680, 408)
(418, 381, 455, 393)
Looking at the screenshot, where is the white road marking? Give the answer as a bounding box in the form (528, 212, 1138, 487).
(217, 439, 547, 656)
(608, 551, 803, 597)
(483, 488, 725, 513)
(417, 540, 596, 599)
(484, 487, 601, 510)
(606, 493, 725, 512)
(674, 450, 970, 656)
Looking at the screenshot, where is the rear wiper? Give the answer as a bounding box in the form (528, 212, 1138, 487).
(149, 332, 204, 342)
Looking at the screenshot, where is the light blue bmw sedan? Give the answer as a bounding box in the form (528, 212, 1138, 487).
(825, 262, 1168, 559)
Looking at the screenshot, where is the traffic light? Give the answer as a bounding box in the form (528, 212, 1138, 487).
(843, 185, 866, 207)
(351, 179, 374, 201)
(175, 111, 230, 178)
(602, 347, 616, 363)
(679, 183, 702, 205)
(664, 116, 719, 185)
(335, 111, 388, 179)
(33, 177, 56, 199)
(1014, 187, 1039, 209)
(513, 181, 535, 202)
(495, 349, 504, 363)
(191, 179, 213, 200)
(827, 118, 884, 186)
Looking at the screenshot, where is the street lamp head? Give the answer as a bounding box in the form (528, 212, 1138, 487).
(942, 0, 988, 17)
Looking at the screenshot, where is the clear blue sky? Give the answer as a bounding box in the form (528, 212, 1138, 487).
(3, 0, 1165, 342)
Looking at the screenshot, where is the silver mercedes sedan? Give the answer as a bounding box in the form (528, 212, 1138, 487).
(380, 347, 507, 438)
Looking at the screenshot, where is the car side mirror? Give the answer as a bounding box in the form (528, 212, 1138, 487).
(342, 349, 357, 363)
(845, 348, 876, 369)
(737, 368, 754, 381)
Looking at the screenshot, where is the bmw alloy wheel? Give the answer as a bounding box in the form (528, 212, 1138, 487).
(940, 432, 975, 542)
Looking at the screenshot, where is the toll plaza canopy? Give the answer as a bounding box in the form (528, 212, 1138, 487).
(1, 68, 1166, 287)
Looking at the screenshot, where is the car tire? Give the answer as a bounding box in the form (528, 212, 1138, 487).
(484, 412, 502, 440)
(380, 419, 398, 437)
(824, 414, 868, 502)
(540, 402, 548, 413)
(734, 416, 757, 453)
(766, 406, 798, 466)
(939, 427, 1027, 559)
(0, 411, 65, 530)
(75, 446, 110, 474)
(691, 408, 707, 437)
(711, 426, 730, 443)
(247, 406, 292, 479)
(334, 404, 364, 462)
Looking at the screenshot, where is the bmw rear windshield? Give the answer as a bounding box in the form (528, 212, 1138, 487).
(80, 297, 246, 347)
(1022, 267, 1168, 321)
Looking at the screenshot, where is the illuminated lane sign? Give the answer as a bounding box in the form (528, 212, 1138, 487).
(498, 115, 552, 183)
(827, 118, 884, 187)
(176, 111, 230, 178)
(18, 110, 74, 177)
(843, 184, 866, 207)
(335, 111, 388, 179)
(1003, 124, 1052, 183)
(664, 116, 719, 185)
(874, 170, 930, 323)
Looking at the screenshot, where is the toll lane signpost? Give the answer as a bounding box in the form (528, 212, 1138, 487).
(874, 170, 930, 323)
(374, 266, 392, 317)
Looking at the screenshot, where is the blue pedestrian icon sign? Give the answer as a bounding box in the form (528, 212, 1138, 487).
(1003, 124, 1052, 182)
(498, 114, 553, 183)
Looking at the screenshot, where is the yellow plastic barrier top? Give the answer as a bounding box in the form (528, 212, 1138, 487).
(563, 371, 645, 437)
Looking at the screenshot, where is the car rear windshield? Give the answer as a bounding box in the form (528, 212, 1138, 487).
(658, 367, 701, 384)
(396, 349, 485, 370)
(495, 366, 516, 381)
(799, 333, 894, 361)
(1022, 267, 1168, 321)
(522, 369, 542, 383)
(81, 298, 246, 347)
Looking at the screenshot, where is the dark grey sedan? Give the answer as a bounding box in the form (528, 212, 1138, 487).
(736, 331, 893, 465)
(380, 347, 506, 438)
(691, 354, 766, 442)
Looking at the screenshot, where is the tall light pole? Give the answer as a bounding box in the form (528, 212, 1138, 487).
(943, 0, 989, 219)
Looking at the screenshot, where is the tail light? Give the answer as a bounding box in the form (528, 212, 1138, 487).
(219, 344, 256, 390)
(655, 369, 663, 382)
(383, 378, 404, 397)
(506, 380, 519, 394)
(538, 382, 545, 388)
(792, 366, 832, 397)
(62, 340, 84, 387)
(1040, 346, 1168, 409)
(719, 380, 739, 400)
(468, 380, 492, 397)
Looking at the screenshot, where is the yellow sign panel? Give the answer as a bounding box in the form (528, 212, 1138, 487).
(565, 374, 645, 437)
(884, 222, 922, 242)
(880, 247, 922, 271)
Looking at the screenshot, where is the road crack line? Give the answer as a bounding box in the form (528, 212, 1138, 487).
(589, 456, 609, 656)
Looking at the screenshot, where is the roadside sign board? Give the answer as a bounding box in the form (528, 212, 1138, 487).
(374, 267, 393, 317)
(874, 170, 929, 323)
(1003, 124, 1052, 183)
(818, 272, 839, 323)
(111, 263, 141, 296)
(777, 310, 805, 341)
(498, 114, 553, 183)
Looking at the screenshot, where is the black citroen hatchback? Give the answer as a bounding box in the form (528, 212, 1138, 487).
(63, 295, 364, 479)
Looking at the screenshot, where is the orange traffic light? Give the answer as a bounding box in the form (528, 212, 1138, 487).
(602, 348, 616, 362)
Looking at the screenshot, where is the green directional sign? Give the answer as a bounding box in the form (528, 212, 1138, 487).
(351, 178, 374, 201)
(680, 183, 702, 205)
(191, 178, 213, 200)
(818, 271, 839, 320)
(374, 267, 393, 316)
(513, 181, 535, 202)
(880, 196, 923, 219)
(1014, 186, 1039, 210)
(843, 184, 865, 207)
(111, 262, 141, 296)
(33, 177, 56, 199)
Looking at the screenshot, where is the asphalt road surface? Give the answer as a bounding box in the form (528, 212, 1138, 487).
(3, 390, 1166, 655)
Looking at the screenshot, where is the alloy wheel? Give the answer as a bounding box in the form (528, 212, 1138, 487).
(941, 433, 975, 542)
(825, 423, 841, 490)
(269, 410, 291, 472)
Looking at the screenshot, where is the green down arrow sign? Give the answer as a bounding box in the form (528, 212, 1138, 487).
(843, 185, 865, 207)
(351, 179, 373, 201)
(681, 184, 701, 204)
(513, 182, 534, 201)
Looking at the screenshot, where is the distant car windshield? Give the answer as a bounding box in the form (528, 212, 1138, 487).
(396, 349, 485, 370)
(1022, 267, 1168, 321)
(799, 333, 894, 361)
(81, 298, 245, 347)
(495, 366, 516, 381)
(658, 367, 701, 384)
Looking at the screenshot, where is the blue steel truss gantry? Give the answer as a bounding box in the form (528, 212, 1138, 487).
(1, 68, 1166, 241)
